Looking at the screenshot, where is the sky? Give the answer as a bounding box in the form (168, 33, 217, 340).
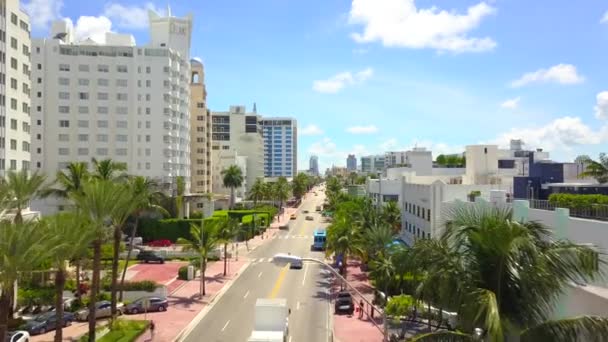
(23, 0, 608, 171)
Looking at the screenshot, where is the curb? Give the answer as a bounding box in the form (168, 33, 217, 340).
(172, 261, 251, 342)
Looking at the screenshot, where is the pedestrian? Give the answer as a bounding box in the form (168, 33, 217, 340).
(359, 300, 364, 319)
(149, 320, 155, 340)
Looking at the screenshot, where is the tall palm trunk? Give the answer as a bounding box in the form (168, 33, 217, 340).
(54, 269, 66, 342)
(0, 288, 10, 341)
(119, 216, 139, 302)
(201, 258, 207, 296)
(110, 226, 122, 317)
(230, 187, 235, 209)
(75, 261, 81, 301)
(88, 241, 102, 342)
(223, 243, 228, 276)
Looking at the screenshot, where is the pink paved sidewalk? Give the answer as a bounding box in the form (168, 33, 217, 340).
(333, 260, 384, 342)
(129, 262, 187, 284)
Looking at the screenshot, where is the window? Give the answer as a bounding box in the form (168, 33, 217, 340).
(98, 65, 109, 72)
(10, 139, 17, 150)
(58, 106, 70, 113)
(116, 79, 128, 87)
(78, 148, 89, 156)
(79, 92, 89, 100)
(116, 120, 128, 128)
(116, 107, 128, 115)
(10, 98, 17, 110)
(116, 134, 128, 142)
(22, 141, 29, 152)
(97, 78, 109, 86)
(145, 162, 151, 170)
(146, 66, 151, 73)
(59, 120, 69, 128)
(78, 106, 89, 114)
(58, 134, 69, 142)
(10, 37, 17, 49)
(78, 64, 89, 72)
(59, 64, 70, 71)
(97, 92, 108, 100)
(59, 78, 70, 86)
(10, 78, 16, 89)
(116, 93, 128, 101)
(145, 121, 151, 128)
(146, 80, 151, 87)
(97, 134, 108, 142)
(97, 106, 108, 114)
(117, 65, 128, 73)
(78, 120, 89, 128)
(78, 134, 89, 142)
(22, 44, 29, 56)
(57, 91, 70, 100)
(10, 58, 17, 69)
(145, 108, 151, 115)
(97, 120, 108, 128)
(145, 135, 151, 142)
(145, 94, 151, 101)
(78, 79, 89, 86)
(145, 148, 151, 156)
(9, 160, 16, 170)
(96, 148, 108, 156)
(11, 13, 17, 25)
(116, 148, 127, 156)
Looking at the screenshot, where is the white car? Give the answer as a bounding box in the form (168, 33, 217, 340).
(7, 331, 29, 342)
(75, 301, 124, 321)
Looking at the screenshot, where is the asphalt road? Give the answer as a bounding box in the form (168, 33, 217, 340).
(182, 188, 332, 342)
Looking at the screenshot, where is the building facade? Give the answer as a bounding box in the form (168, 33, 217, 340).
(31, 12, 192, 213)
(0, 0, 31, 175)
(210, 105, 263, 195)
(309, 155, 319, 176)
(361, 155, 384, 174)
(385, 151, 408, 168)
(261, 117, 297, 178)
(346, 154, 357, 172)
(189, 59, 212, 199)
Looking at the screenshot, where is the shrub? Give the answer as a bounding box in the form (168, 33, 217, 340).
(18, 288, 55, 306)
(548, 193, 608, 209)
(102, 280, 158, 292)
(385, 295, 414, 317)
(178, 266, 189, 280)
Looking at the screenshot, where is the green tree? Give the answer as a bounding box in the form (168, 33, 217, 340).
(381, 200, 402, 234)
(91, 158, 127, 181)
(177, 220, 219, 296)
(362, 222, 394, 263)
(291, 173, 310, 200)
(325, 215, 363, 277)
(248, 178, 265, 207)
(71, 179, 128, 342)
(42, 213, 95, 342)
(435, 154, 447, 166)
(262, 182, 274, 203)
(273, 177, 291, 217)
(0, 221, 56, 339)
(216, 217, 240, 276)
(578, 153, 608, 184)
(0, 170, 47, 224)
(222, 165, 244, 209)
(411, 203, 608, 342)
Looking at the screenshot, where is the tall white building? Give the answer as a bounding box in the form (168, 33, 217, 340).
(384, 151, 408, 168)
(260, 116, 297, 178)
(0, 0, 31, 175)
(361, 155, 384, 174)
(31, 11, 192, 213)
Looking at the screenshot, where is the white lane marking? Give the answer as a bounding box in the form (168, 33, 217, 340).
(289, 336, 293, 342)
(243, 290, 249, 299)
(267, 258, 273, 262)
(221, 320, 230, 332)
(302, 264, 309, 286)
(258, 271, 263, 278)
(296, 301, 300, 310)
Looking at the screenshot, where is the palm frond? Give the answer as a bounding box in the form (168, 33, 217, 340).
(409, 330, 475, 341)
(521, 316, 608, 342)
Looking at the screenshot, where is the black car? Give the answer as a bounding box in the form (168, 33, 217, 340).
(21, 312, 75, 335)
(126, 297, 169, 314)
(136, 250, 165, 264)
(334, 291, 354, 315)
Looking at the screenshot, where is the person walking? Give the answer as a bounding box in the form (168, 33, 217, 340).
(149, 320, 155, 340)
(359, 300, 365, 319)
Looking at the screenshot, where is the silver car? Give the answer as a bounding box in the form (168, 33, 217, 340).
(75, 301, 124, 321)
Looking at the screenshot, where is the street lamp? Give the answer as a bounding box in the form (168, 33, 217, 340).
(272, 254, 389, 342)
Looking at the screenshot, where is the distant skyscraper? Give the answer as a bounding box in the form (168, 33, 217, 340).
(309, 155, 319, 176)
(347, 154, 357, 172)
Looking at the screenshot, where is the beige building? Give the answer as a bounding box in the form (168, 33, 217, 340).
(1, 0, 32, 175)
(189, 59, 212, 209)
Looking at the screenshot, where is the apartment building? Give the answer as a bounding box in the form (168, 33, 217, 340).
(384, 151, 408, 168)
(346, 154, 357, 172)
(260, 117, 297, 178)
(189, 59, 212, 203)
(0, 0, 31, 175)
(31, 11, 192, 213)
(210, 105, 263, 195)
(361, 154, 384, 174)
(309, 155, 319, 176)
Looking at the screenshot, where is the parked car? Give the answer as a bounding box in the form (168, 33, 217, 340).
(21, 312, 75, 335)
(75, 301, 124, 321)
(305, 215, 314, 221)
(6, 331, 29, 342)
(148, 239, 172, 247)
(125, 236, 143, 247)
(125, 297, 168, 314)
(334, 291, 354, 315)
(279, 223, 289, 230)
(136, 250, 165, 263)
(315, 206, 322, 212)
(302, 210, 309, 214)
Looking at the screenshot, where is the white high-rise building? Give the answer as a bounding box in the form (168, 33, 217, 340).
(31, 10, 192, 213)
(0, 0, 31, 175)
(260, 116, 297, 178)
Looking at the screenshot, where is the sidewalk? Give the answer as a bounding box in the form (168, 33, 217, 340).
(332, 260, 384, 342)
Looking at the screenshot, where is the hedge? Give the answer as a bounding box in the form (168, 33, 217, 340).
(548, 193, 608, 209)
(178, 266, 189, 280)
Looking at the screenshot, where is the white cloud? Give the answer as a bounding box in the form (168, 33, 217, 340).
(510, 64, 585, 87)
(23, 0, 63, 29)
(601, 11, 608, 24)
(500, 97, 520, 109)
(70, 16, 113, 43)
(103, 2, 165, 30)
(312, 68, 374, 93)
(595, 91, 608, 120)
(348, 0, 496, 53)
(492, 117, 608, 152)
(300, 124, 324, 136)
(346, 125, 379, 134)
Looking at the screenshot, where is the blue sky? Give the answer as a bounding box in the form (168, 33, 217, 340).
(24, 0, 608, 171)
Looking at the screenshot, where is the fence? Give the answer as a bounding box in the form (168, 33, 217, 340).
(522, 199, 608, 222)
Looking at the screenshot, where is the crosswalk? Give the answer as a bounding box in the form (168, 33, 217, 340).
(274, 235, 312, 239)
(250, 257, 276, 263)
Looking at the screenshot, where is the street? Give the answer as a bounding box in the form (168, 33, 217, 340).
(181, 190, 332, 342)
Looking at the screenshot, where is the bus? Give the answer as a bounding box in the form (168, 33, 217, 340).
(312, 229, 327, 251)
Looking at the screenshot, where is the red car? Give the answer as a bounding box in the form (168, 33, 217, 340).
(147, 239, 172, 247)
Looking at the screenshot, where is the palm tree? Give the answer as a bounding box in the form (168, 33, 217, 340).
(273, 177, 290, 217)
(369, 254, 396, 305)
(43, 213, 95, 342)
(0, 220, 57, 340)
(71, 179, 127, 342)
(362, 222, 394, 262)
(249, 178, 265, 207)
(91, 158, 127, 181)
(381, 201, 402, 234)
(0, 170, 47, 224)
(216, 217, 240, 276)
(325, 215, 363, 277)
(175, 176, 185, 218)
(119, 177, 168, 301)
(262, 182, 274, 203)
(177, 220, 219, 296)
(578, 153, 608, 184)
(291, 173, 309, 200)
(222, 165, 244, 209)
(411, 203, 608, 341)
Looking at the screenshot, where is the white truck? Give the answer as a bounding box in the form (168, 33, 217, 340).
(248, 298, 290, 342)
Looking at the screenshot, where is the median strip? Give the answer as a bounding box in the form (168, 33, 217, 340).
(268, 264, 289, 299)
